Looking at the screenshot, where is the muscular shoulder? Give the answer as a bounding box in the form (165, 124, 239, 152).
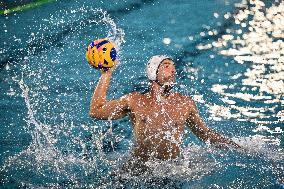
(184, 95, 196, 107)
(171, 93, 197, 110)
(121, 92, 142, 106)
(128, 91, 143, 100)
(171, 92, 194, 103)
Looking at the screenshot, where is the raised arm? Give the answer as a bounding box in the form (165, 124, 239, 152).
(89, 69, 132, 120)
(186, 98, 239, 148)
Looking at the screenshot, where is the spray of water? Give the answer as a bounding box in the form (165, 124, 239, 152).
(1, 2, 284, 188)
(1, 8, 128, 188)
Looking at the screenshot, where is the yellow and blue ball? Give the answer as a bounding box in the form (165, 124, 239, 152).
(86, 38, 117, 70)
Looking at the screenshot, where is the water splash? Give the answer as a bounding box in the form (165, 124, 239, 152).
(1, 7, 127, 188)
(1, 2, 284, 188)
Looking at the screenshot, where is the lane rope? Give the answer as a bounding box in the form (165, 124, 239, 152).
(1, 0, 56, 15)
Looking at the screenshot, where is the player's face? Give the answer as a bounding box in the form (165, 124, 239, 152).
(156, 59, 176, 85)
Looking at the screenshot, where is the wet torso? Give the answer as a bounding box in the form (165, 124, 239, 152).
(128, 92, 191, 161)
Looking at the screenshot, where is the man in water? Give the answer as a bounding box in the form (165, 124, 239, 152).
(89, 55, 239, 162)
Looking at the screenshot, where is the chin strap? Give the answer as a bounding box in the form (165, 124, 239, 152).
(155, 80, 176, 86)
(155, 81, 176, 95)
(155, 80, 163, 87)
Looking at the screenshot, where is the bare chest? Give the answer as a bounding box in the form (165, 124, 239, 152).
(130, 97, 189, 131)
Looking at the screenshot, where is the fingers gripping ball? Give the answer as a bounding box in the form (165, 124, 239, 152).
(86, 38, 117, 70)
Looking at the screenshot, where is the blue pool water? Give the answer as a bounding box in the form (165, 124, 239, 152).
(1, 0, 284, 188)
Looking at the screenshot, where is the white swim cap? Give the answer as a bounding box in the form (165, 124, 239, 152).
(146, 55, 172, 81)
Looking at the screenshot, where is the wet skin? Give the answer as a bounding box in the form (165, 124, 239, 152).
(129, 91, 190, 161)
(89, 59, 239, 162)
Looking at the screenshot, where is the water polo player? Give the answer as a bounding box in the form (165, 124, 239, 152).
(89, 55, 240, 162)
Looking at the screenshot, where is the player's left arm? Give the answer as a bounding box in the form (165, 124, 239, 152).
(185, 97, 240, 148)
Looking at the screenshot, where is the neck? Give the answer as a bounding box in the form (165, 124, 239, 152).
(149, 81, 172, 99)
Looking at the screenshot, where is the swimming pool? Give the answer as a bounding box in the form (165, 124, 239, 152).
(1, 0, 283, 188)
